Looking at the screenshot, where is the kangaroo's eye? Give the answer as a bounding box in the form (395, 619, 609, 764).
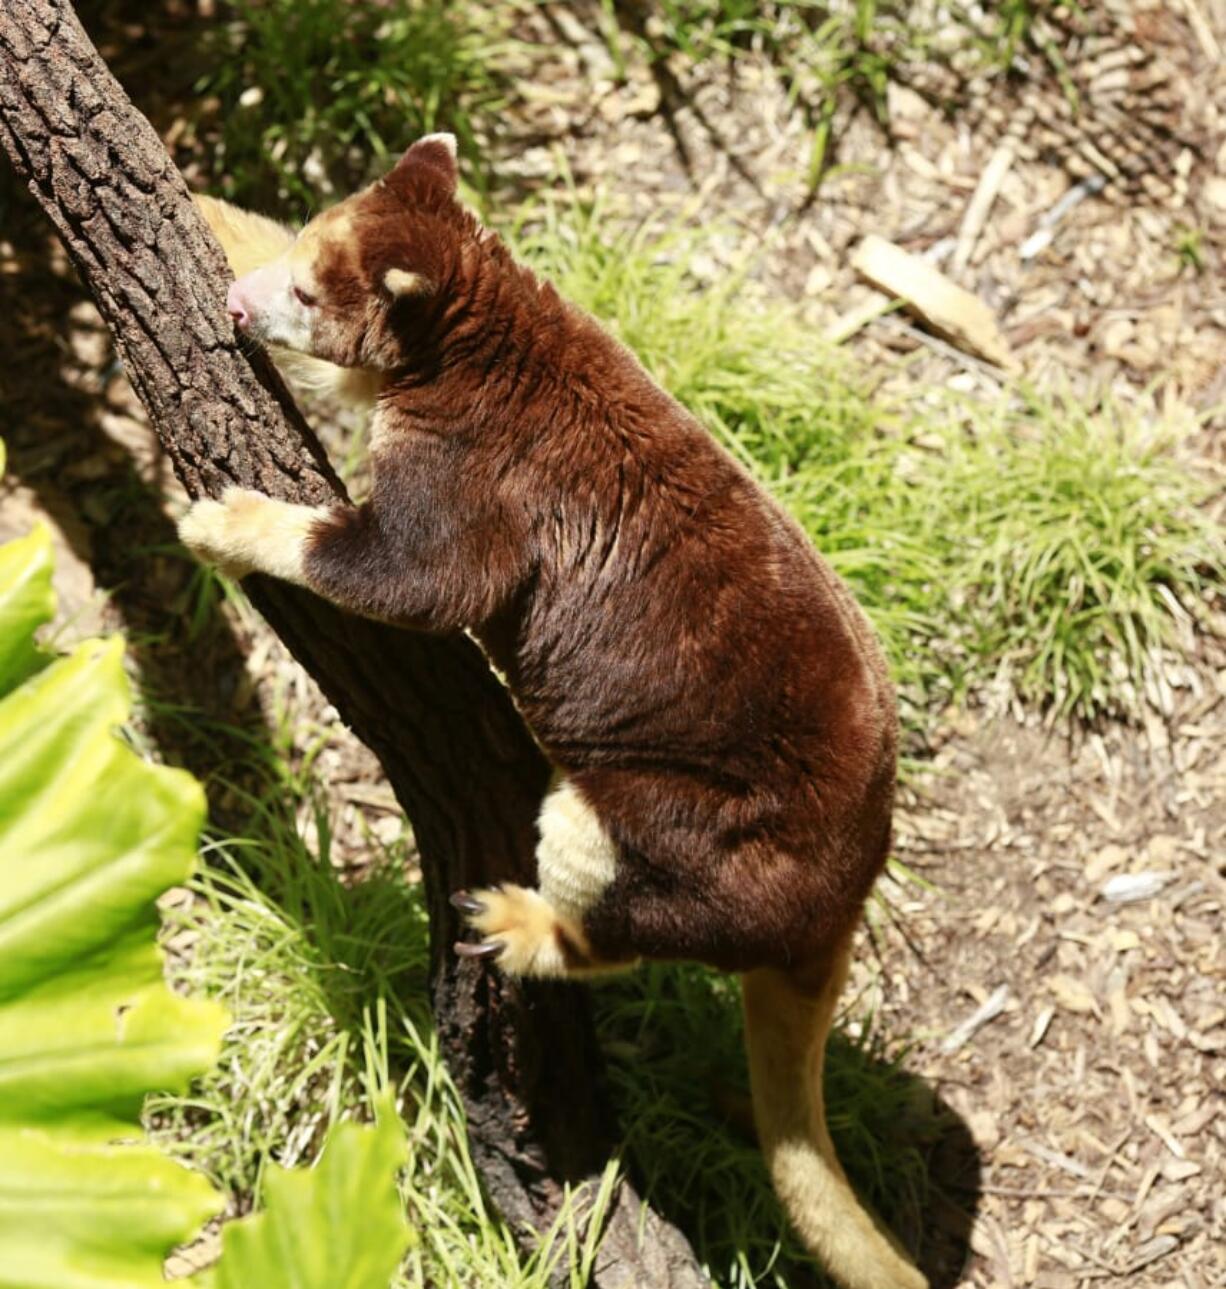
(293, 285, 316, 307)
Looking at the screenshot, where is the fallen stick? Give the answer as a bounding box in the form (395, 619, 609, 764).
(1019, 173, 1107, 261)
(825, 236, 954, 347)
(1099, 871, 1176, 904)
(952, 143, 1015, 276)
(941, 984, 1010, 1053)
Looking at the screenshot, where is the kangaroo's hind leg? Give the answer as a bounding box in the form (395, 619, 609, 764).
(453, 778, 638, 979)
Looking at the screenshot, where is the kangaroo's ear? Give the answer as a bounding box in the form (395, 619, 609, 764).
(389, 133, 458, 195)
(382, 267, 432, 298)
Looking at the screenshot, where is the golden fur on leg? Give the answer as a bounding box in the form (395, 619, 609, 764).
(455, 781, 635, 979)
(742, 944, 928, 1289)
(177, 486, 330, 584)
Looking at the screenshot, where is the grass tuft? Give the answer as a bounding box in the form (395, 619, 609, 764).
(147, 786, 428, 1200)
(147, 770, 578, 1287)
(182, 0, 1081, 205)
(926, 391, 1220, 719)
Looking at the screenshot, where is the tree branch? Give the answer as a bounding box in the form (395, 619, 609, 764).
(0, 2, 708, 1283)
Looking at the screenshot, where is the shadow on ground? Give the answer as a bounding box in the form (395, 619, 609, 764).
(591, 962, 981, 1287)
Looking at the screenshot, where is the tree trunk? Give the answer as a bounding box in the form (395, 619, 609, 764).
(0, 3, 708, 1283)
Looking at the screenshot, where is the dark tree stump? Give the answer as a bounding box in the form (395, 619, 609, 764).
(0, 3, 709, 1284)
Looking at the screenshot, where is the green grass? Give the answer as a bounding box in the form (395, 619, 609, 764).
(915, 392, 1219, 719)
(759, 1, 1080, 81)
(146, 767, 603, 1288)
(192, 0, 512, 206)
(1174, 224, 1207, 274)
(511, 196, 1222, 724)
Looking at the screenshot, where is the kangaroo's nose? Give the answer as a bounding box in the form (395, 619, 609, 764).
(226, 283, 250, 329)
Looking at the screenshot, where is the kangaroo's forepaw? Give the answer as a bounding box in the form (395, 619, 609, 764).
(451, 884, 594, 978)
(179, 488, 327, 584)
(179, 487, 280, 579)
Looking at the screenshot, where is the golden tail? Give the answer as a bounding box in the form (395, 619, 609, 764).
(742, 950, 928, 1289)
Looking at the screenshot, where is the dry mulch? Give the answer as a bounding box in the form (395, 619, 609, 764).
(503, 0, 1226, 412)
(871, 698, 1226, 1288)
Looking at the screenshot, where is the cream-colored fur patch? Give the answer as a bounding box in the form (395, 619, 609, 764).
(535, 779, 620, 922)
(193, 194, 296, 277)
(272, 352, 383, 410)
(383, 268, 428, 297)
(293, 201, 358, 262)
(179, 487, 331, 585)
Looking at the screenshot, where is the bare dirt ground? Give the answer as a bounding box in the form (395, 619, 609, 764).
(2, 2, 1223, 1286)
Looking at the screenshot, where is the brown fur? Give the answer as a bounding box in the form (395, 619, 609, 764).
(244, 141, 899, 974)
(188, 137, 922, 1289)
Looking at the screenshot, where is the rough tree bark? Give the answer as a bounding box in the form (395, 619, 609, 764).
(0, 3, 709, 1284)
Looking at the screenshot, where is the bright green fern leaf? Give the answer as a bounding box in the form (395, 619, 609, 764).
(0, 523, 227, 1288)
(0, 525, 55, 694)
(209, 1105, 411, 1289)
